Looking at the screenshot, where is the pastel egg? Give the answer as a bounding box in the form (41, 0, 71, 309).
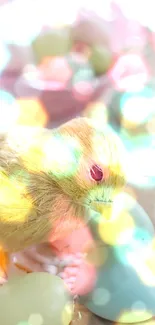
(32, 27, 72, 64)
(89, 45, 113, 75)
(0, 273, 73, 325)
(80, 193, 155, 323)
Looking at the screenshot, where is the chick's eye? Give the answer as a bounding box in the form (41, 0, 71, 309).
(90, 164, 104, 182)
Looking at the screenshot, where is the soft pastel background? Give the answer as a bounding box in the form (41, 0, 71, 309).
(0, 0, 155, 324)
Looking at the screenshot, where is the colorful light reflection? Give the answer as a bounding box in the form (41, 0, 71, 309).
(0, 90, 20, 131)
(119, 87, 155, 188)
(120, 87, 155, 127)
(109, 53, 149, 92)
(16, 98, 48, 127)
(0, 91, 48, 129)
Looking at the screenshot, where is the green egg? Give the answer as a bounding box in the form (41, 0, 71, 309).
(89, 45, 113, 75)
(0, 273, 73, 325)
(32, 27, 73, 64)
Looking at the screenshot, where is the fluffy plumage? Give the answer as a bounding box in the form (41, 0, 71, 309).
(0, 117, 125, 253)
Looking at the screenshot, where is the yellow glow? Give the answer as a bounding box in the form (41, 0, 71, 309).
(141, 239, 155, 286)
(122, 118, 140, 131)
(7, 126, 47, 173)
(0, 173, 33, 223)
(13, 129, 48, 173)
(16, 98, 48, 127)
(98, 209, 135, 245)
(61, 302, 73, 325)
(92, 203, 112, 219)
(145, 243, 155, 273)
(16, 129, 81, 177)
(21, 145, 45, 173)
(84, 101, 108, 126)
(43, 136, 81, 177)
(137, 265, 155, 287)
(118, 310, 152, 323)
(126, 238, 155, 287)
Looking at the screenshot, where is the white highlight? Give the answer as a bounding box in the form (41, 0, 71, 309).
(92, 287, 111, 306)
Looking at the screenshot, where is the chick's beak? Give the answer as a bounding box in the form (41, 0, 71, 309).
(91, 202, 112, 220)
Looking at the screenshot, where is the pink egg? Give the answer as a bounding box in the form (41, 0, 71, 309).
(39, 57, 72, 85)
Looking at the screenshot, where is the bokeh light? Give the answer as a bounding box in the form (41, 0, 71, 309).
(10, 126, 82, 178)
(120, 87, 155, 130)
(98, 191, 155, 260)
(0, 91, 48, 129)
(28, 313, 43, 325)
(92, 287, 111, 306)
(83, 101, 108, 127)
(0, 90, 20, 131)
(0, 172, 33, 223)
(118, 309, 153, 323)
(107, 86, 155, 189)
(109, 53, 149, 92)
(98, 207, 135, 246)
(39, 57, 72, 84)
(114, 227, 154, 266)
(16, 98, 48, 127)
(22, 61, 71, 91)
(118, 235, 155, 288)
(124, 147, 155, 188)
(42, 134, 82, 177)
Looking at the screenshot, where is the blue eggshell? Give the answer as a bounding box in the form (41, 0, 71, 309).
(80, 195, 155, 323)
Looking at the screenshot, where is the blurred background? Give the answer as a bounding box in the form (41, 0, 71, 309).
(0, 0, 155, 223)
